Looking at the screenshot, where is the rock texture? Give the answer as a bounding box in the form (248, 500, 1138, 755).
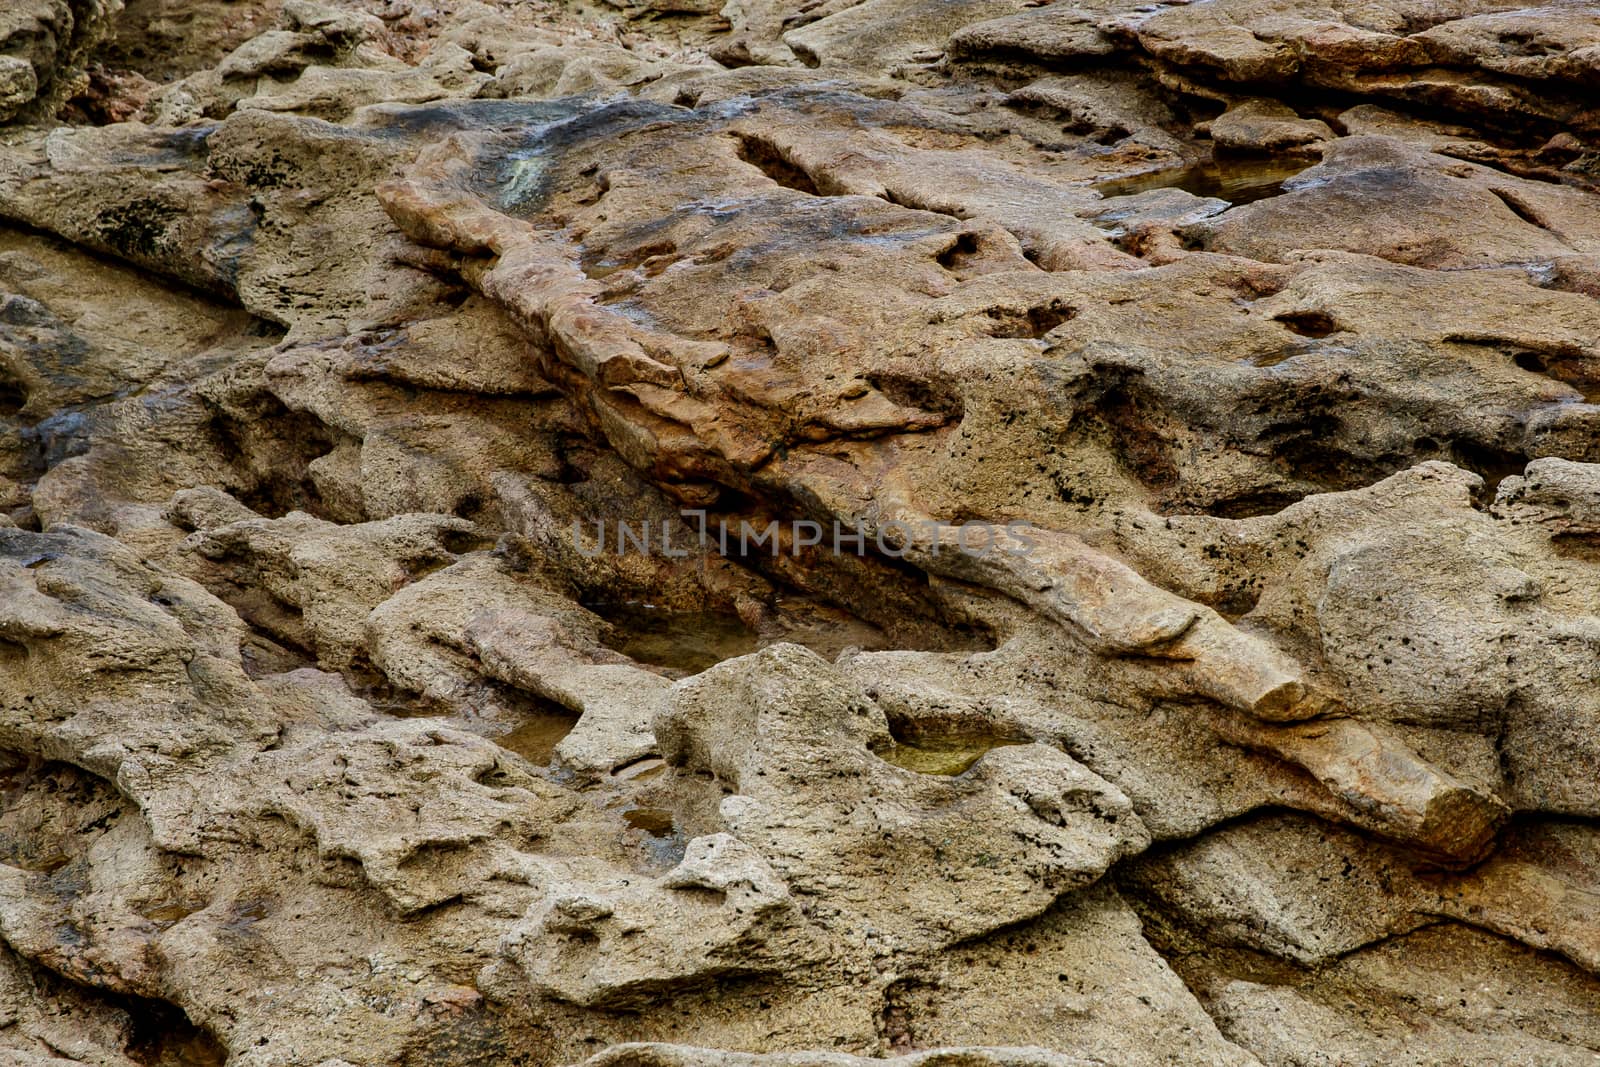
(0, 0, 1599, 1064)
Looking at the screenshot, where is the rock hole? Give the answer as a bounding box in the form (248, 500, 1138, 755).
(622, 803, 686, 867)
(549, 432, 596, 485)
(246, 318, 289, 340)
(1498, 30, 1563, 56)
(0, 749, 26, 790)
(787, 41, 822, 68)
(1514, 351, 1547, 373)
(589, 601, 761, 677)
(937, 231, 982, 271)
(204, 401, 336, 520)
(985, 300, 1076, 339)
(1204, 489, 1310, 520)
(342, 665, 449, 716)
(0, 636, 25, 670)
(1491, 187, 1555, 232)
(1274, 311, 1339, 337)
(1095, 157, 1310, 205)
(612, 756, 666, 781)
(1451, 439, 1530, 495)
(122, 994, 227, 1066)
(1089, 385, 1179, 490)
(874, 717, 1027, 777)
(868, 372, 965, 421)
(733, 134, 820, 195)
(438, 528, 494, 556)
(0, 377, 25, 417)
(622, 807, 675, 836)
(880, 979, 920, 1052)
(489, 688, 580, 767)
(1450, 335, 1600, 400)
(451, 491, 490, 524)
(239, 629, 317, 679)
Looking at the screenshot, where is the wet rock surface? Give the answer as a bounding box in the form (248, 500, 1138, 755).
(0, 0, 1598, 1063)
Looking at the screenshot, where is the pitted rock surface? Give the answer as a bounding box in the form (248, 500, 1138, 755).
(0, 0, 1599, 1063)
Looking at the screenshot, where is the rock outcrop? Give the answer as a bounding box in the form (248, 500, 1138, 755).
(0, 0, 1598, 1063)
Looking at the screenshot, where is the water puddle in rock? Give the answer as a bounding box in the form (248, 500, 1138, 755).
(622, 806, 675, 835)
(492, 703, 580, 766)
(591, 603, 762, 676)
(874, 731, 1028, 776)
(765, 597, 909, 660)
(344, 669, 578, 767)
(457, 685, 581, 768)
(621, 804, 686, 867)
(1094, 157, 1311, 205)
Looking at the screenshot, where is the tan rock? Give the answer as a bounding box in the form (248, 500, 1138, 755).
(2, 0, 1600, 1061)
(1209, 100, 1333, 154)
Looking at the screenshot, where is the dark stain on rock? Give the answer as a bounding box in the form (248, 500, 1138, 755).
(93, 198, 182, 259)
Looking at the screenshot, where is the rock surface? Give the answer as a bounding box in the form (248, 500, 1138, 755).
(0, 0, 1598, 1064)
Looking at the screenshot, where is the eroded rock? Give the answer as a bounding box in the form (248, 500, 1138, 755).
(0, 0, 1598, 1062)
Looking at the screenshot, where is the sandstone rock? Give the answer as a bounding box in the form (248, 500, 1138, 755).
(781, 0, 1027, 71)
(1, 0, 1599, 1061)
(658, 644, 1150, 949)
(0, 938, 170, 1066)
(875, 884, 1263, 1066)
(505, 833, 820, 1008)
(1209, 100, 1332, 154)
(1127, 812, 1600, 973)
(1123, 0, 1600, 133)
(571, 1046, 1104, 1066)
(464, 607, 670, 776)
(0, 0, 125, 123)
(949, 7, 1119, 63)
(1186, 136, 1600, 268)
(170, 493, 484, 668)
(1206, 924, 1600, 1065)
(0, 58, 38, 120)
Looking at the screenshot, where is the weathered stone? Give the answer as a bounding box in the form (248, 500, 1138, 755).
(1209, 100, 1333, 154)
(0, 0, 125, 123)
(658, 644, 1149, 949)
(1, 0, 1599, 1061)
(1187, 136, 1600, 267)
(571, 1046, 1105, 1066)
(505, 833, 821, 1008)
